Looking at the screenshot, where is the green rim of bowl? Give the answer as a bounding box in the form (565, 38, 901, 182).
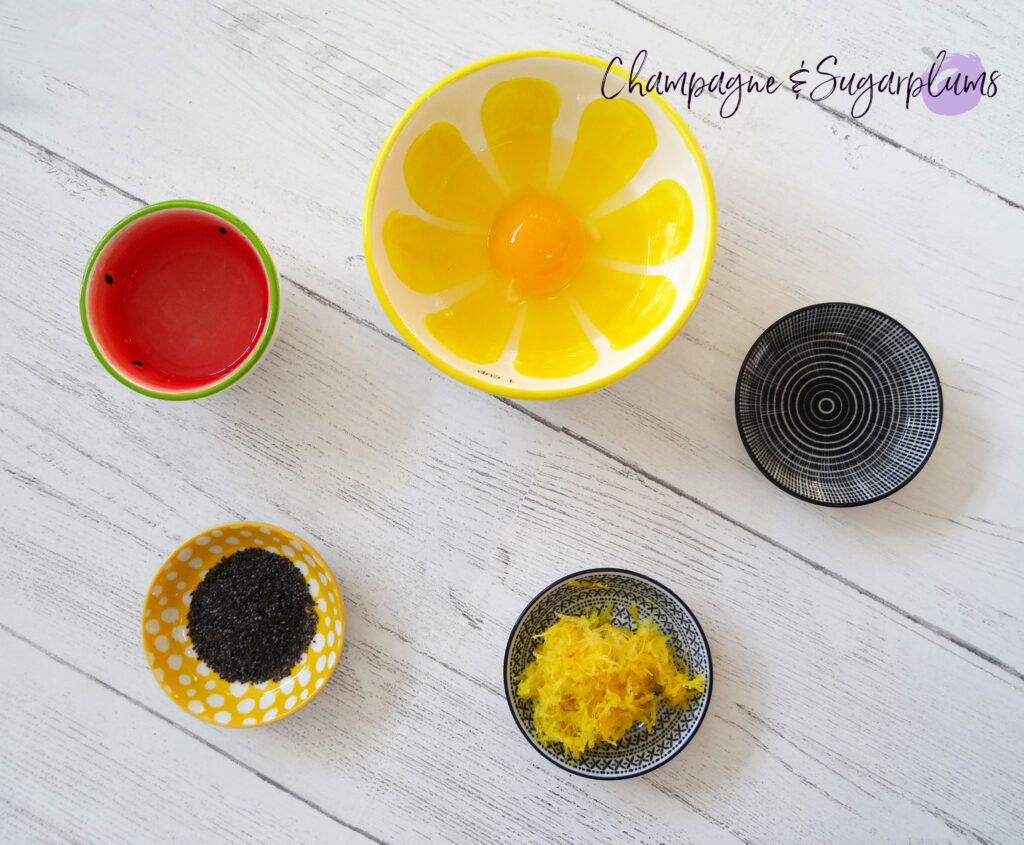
(79, 199, 281, 401)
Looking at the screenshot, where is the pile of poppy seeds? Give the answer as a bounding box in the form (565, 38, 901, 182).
(187, 548, 318, 683)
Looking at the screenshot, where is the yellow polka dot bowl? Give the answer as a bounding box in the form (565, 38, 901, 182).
(364, 50, 717, 399)
(142, 521, 345, 728)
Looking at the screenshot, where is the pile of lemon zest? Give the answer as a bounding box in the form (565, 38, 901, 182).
(566, 579, 609, 590)
(517, 607, 705, 758)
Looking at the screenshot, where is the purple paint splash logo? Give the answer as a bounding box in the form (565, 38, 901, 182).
(921, 48, 990, 115)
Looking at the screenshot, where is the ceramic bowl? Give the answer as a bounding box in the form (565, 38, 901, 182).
(504, 568, 712, 778)
(142, 521, 344, 727)
(735, 302, 942, 506)
(81, 200, 280, 400)
(364, 50, 716, 399)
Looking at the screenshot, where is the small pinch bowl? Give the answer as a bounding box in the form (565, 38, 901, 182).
(735, 302, 943, 506)
(504, 568, 712, 778)
(142, 521, 345, 727)
(364, 50, 716, 399)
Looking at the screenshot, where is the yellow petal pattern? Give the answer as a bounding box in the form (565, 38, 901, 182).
(425, 277, 520, 364)
(591, 180, 694, 265)
(514, 297, 598, 379)
(481, 78, 560, 196)
(382, 212, 491, 294)
(570, 262, 677, 350)
(403, 122, 504, 226)
(555, 99, 657, 215)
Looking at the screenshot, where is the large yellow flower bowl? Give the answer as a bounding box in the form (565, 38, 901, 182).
(363, 50, 717, 399)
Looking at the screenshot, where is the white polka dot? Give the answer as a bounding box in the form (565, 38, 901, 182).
(255, 539, 264, 545)
(272, 536, 280, 542)
(146, 652, 154, 666)
(308, 579, 319, 598)
(144, 619, 160, 634)
(188, 700, 204, 714)
(319, 573, 327, 585)
(154, 636, 170, 653)
(242, 717, 257, 726)
(189, 559, 202, 569)
(183, 591, 194, 606)
(144, 609, 151, 618)
(226, 536, 239, 545)
(176, 581, 186, 591)
(229, 682, 249, 697)
(165, 571, 177, 580)
(280, 545, 295, 557)
(179, 674, 193, 687)
(328, 631, 335, 648)
(241, 530, 252, 537)
(284, 696, 297, 709)
(196, 536, 210, 546)
(290, 541, 303, 552)
(151, 584, 162, 597)
(154, 668, 164, 682)
(196, 662, 211, 676)
(328, 592, 335, 605)
(205, 680, 216, 690)
(207, 694, 225, 707)
(315, 678, 324, 690)
(259, 527, 270, 534)
(161, 608, 179, 623)
(299, 689, 309, 701)
(311, 633, 325, 653)
(315, 655, 326, 673)
(323, 616, 331, 629)
(296, 668, 311, 687)
(159, 597, 168, 607)
(186, 688, 196, 697)
(259, 692, 276, 709)
(172, 626, 188, 643)
(262, 709, 278, 722)
(280, 677, 294, 695)
(253, 681, 269, 690)
(237, 698, 255, 714)
(335, 620, 342, 635)
(265, 546, 278, 554)
(199, 572, 206, 580)
(185, 646, 197, 659)
(317, 598, 327, 613)
(327, 651, 336, 669)
(163, 684, 173, 694)
(177, 548, 192, 562)
(211, 529, 223, 537)
(168, 654, 183, 670)
(214, 711, 231, 724)
(296, 560, 309, 576)
(303, 554, 314, 566)
(208, 545, 221, 555)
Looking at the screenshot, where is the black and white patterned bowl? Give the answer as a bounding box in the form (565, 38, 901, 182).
(503, 569, 712, 779)
(735, 303, 942, 507)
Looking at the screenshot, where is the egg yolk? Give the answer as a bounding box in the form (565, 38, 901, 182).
(488, 196, 586, 297)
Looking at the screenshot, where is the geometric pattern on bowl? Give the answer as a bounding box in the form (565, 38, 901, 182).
(142, 522, 345, 728)
(365, 50, 716, 399)
(735, 302, 942, 506)
(503, 568, 712, 778)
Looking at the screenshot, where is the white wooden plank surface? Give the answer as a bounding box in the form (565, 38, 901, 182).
(1, 1, 1022, 842)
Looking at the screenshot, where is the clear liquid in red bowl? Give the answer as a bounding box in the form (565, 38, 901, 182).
(86, 207, 270, 393)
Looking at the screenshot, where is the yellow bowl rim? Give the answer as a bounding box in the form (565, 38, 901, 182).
(362, 48, 718, 400)
(141, 520, 346, 728)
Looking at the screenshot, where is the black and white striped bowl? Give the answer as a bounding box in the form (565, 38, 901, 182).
(735, 303, 942, 507)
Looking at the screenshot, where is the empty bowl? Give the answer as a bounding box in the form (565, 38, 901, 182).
(364, 50, 716, 399)
(735, 302, 942, 506)
(142, 521, 344, 727)
(504, 568, 712, 778)
(81, 200, 280, 400)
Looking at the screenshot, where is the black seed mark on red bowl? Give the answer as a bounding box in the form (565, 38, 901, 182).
(104, 273, 113, 284)
(130, 360, 143, 367)
(218, 226, 227, 234)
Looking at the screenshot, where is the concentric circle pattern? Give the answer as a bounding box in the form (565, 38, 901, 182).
(504, 569, 712, 779)
(736, 303, 942, 506)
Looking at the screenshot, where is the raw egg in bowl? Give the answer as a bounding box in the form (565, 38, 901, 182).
(364, 50, 716, 399)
